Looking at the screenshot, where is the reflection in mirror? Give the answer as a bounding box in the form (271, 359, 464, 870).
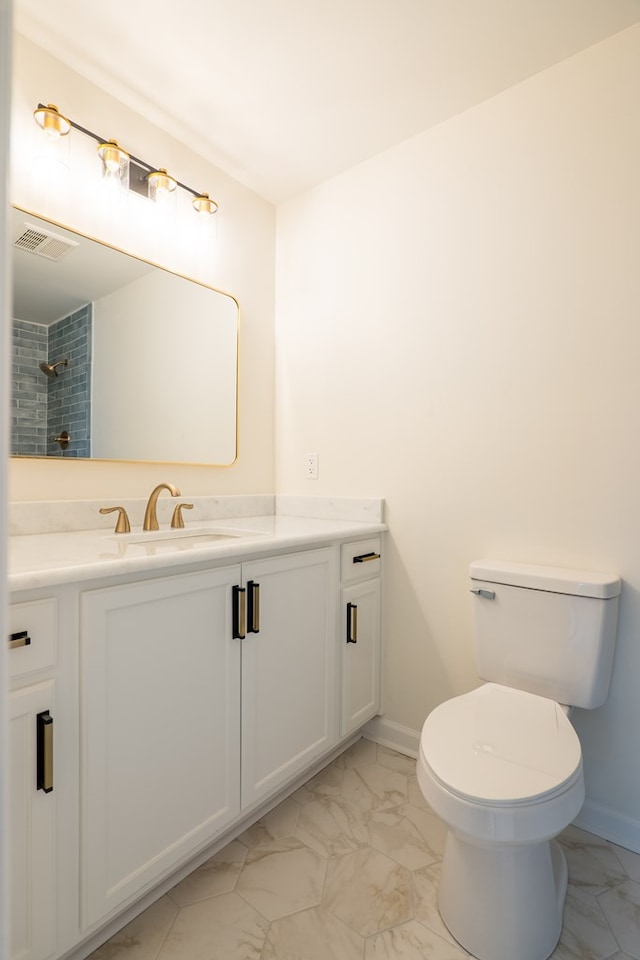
(10, 207, 238, 464)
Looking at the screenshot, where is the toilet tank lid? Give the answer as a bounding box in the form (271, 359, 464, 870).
(469, 560, 621, 599)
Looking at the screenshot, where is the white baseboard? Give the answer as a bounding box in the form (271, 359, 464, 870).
(363, 716, 640, 856)
(573, 798, 640, 854)
(362, 716, 420, 759)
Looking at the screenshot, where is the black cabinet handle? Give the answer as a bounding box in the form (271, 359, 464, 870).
(353, 552, 380, 564)
(37, 711, 53, 793)
(247, 581, 260, 634)
(9, 630, 31, 649)
(347, 602, 358, 644)
(232, 586, 246, 639)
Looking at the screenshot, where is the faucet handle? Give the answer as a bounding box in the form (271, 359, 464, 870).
(99, 505, 131, 534)
(171, 503, 194, 529)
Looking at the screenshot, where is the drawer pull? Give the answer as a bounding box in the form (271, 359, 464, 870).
(347, 602, 358, 643)
(247, 581, 260, 634)
(232, 585, 246, 639)
(37, 711, 54, 793)
(353, 552, 380, 564)
(9, 630, 31, 649)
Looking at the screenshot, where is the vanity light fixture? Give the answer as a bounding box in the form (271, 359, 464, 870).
(33, 103, 71, 140)
(97, 139, 130, 191)
(192, 192, 219, 217)
(147, 167, 178, 203)
(33, 102, 218, 216)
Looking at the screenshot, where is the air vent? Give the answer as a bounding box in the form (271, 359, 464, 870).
(13, 223, 79, 261)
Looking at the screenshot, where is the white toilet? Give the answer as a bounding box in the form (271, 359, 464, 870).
(416, 559, 621, 960)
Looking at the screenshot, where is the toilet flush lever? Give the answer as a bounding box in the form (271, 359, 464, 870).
(470, 588, 496, 600)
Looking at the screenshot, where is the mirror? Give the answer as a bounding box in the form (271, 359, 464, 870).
(10, 207, 238, 464)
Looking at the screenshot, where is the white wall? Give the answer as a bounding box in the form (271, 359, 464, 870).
(10, 33, 275, 500)
(275, 25, 640, 850)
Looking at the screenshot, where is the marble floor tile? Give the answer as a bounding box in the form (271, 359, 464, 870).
(155, 892, 268, 960)
(551, 883, 620, 960)
(613, 844, 640, 883)
(235, 836, 327, 921)
(324, 847, 412, 937)
(365, 918, 470, 960)
(167, 839, 247, 907)
(407, 774, 432, 811)
(87, 740, 640, 960)
(294, 791, 371, 857)
(371, 801, 447, 870)
(559, 826, 629, 895)
(598, 880, 640, 959)
(262, 905, 364, 960)
(376, 744, 418, 775)
(412, 861, 460, 946)
(341, 761, 408, 812)
(331, 736, 378, 769)
(237, 796, 301, 848)
(88, 896, 178, 960)
(291, 761, 344, 802)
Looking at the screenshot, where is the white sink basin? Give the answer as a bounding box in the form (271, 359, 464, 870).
(109, 526, 265, 549)
(125, 530, 240, 545)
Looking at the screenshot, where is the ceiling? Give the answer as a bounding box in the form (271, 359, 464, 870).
(14, 0, 640, 204)
(11, 208, 153, 325)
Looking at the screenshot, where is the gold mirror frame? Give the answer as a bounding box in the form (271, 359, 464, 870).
(10, 206, 238, 466)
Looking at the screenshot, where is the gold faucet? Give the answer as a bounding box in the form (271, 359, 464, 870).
(143, 482, 181, 531)
(171, 502, 194, 529)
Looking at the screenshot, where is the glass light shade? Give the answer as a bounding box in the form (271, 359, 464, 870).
(33, 104, 71, 140)
(147, 168, 178, 203)
(97, 140, 130, 191)
(192, 192, 218, 217)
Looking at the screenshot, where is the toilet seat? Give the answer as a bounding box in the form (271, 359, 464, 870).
(420, 682, 582, 804)
(417, 683, 586, 844)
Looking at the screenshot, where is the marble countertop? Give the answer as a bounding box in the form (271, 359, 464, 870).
(9, 504, 386, 593)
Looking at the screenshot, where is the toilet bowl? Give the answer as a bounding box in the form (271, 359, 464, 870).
(416, 560, 621, 960)
(417, 683, 584, 960)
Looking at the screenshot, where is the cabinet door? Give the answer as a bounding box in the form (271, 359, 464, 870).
(80, 566, 241, 929)
(341, 579, 381, 737)
(241, 548, 336, 808)
(9, 681, 56, 960)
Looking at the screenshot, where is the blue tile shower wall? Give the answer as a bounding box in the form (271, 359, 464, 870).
(11, 305, 92, 458)
(11, 318, 48, 455)
(46, 305, 92, 458)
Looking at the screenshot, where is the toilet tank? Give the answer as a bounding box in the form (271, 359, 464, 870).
(469, 560, 621, 709)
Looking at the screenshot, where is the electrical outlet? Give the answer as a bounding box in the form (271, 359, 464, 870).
(306, 453, 319, 480)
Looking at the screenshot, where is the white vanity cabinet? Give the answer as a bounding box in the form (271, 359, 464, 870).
(8, 599, 58, 960)
(78, 546, 337, 929)
(340, 539, 382, 737)
(7, 519, 383, 960)
(240, 548, 336, 808)
(79, 566, 242, 930)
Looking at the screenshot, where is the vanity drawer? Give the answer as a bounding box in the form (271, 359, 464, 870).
(8, 598, 57, 679)
(341, 538, 382, 582)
